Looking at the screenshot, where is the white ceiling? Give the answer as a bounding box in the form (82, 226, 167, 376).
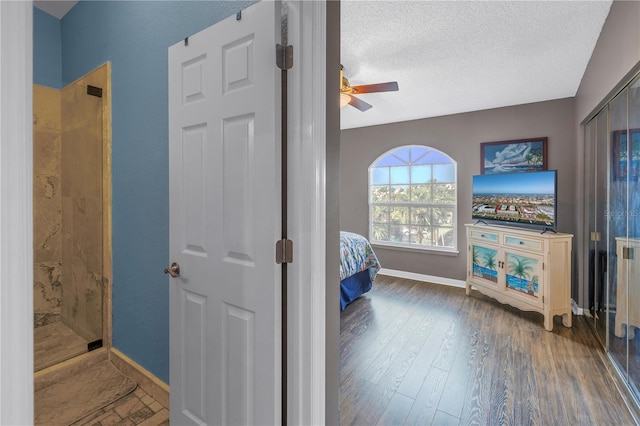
(341, 1, 612, 129)
(34, 0, 77, 19)
(33, 1, 612, 131)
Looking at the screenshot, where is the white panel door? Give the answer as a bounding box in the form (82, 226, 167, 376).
(168, 2, 281, 424)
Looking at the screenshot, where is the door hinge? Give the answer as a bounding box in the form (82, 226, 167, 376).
(542, 296, 544, 303)
(276, 44, 293, 70)
(542, 263, 545, 270)
(591, 231, 601, 242)
(276, 238, 293, 264)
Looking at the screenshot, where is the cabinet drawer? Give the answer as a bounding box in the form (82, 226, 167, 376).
(470, 230, 498, 242)
(504, 236, 542, 251)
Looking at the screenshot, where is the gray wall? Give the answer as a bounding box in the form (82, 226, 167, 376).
(575, 1, 640, 123)
(340, 98, 576, 281)
(573, 0, 640, 307)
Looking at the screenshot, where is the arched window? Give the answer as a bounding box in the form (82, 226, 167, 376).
(369, 145, 457, 251)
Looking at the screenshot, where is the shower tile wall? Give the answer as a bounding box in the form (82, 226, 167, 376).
(60, 69, 105, 343)
(33, 85, 63, 327)
(33, 63, 107, 341)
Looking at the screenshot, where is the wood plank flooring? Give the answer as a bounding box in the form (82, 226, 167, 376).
(340, 274, 637, 425)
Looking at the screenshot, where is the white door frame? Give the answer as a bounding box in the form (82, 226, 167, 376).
(0, 1, 34, 424)
(0, 1, 334, 424)
(285, 1, 337, 424)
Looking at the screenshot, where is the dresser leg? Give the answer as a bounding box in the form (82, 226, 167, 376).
(562, 312, 572, 328)
(465, 283, 471, 296)
(615, 316, 625, 338)
(544, 314, 553, 331)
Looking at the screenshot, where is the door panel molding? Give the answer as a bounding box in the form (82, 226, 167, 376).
(169, 2, 281, 424)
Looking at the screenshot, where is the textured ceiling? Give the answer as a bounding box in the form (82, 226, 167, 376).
(33, 1, 612, 131)
(341, 1, 612, 129)
(34, 0, 78, 19)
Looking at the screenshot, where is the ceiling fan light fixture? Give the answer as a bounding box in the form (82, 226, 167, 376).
(339, 65, 399, 112)
(340, 93, 351, 108)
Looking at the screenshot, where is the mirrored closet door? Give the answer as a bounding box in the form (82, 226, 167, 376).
(585, 73, 640, 401)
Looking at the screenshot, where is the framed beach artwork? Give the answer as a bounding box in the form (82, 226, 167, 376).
(612, 129, 640, 181)
(480, 137, 548, 175)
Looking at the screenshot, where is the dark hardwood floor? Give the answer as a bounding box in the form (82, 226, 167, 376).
(340, 274, 637, 425)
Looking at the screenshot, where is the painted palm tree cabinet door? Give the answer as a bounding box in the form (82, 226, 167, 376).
(168, 1, 281, 425)
(468, 229, 501, 290)
(502, 248, 544, 310)
(465, 223, 573, 331)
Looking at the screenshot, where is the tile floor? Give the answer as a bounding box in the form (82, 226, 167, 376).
(34, 320, 88, 371)
(36, 359, 136, 425)
(71, 387, 169, 426)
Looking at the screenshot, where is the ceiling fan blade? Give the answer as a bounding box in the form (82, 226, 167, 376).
(348, 95, 373, 112)
(351, 81, 399, 94)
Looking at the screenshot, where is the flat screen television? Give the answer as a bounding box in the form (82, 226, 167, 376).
(472, 170, 557, 232)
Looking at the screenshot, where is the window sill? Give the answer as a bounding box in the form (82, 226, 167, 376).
(371, 241, 459, 256)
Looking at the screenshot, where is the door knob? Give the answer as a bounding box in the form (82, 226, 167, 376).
(164, 262, 181, 278)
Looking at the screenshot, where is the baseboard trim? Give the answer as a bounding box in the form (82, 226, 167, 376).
(379, 268, 466, 289)
(378, 270, 586, 316)
(571, 299, 584, 316)
(110, 348, 169, 409)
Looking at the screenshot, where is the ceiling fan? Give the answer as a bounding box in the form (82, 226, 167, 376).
(340, 65, 399, 112)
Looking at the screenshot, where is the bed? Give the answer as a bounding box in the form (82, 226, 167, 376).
(340, 231, 381, 309)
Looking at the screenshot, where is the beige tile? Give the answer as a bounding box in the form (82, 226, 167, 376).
(113, 394, 145, 418)
(98, 412, 125, 426)
(35, 349, 170, 425)
(140, 394, 155, 407)
(33, 262, 62, 318)
(34, 319, 88, 371)
(35, 349, 108, 391)
(137, 409, 170, 426)
(129, 406, 154, 424)
(33, 85, 62, 266)
(35, 359, 136, 425)
(78, 411, 121, 426)
(110, 349, 169, 410)
(60, 70, 106, 342)
(68, 374, 169, 426)
(113, 418, 135, 426)
(151, 386, 170, 410)
(73, 408, 106, 426)
(147, 401, 164, 413)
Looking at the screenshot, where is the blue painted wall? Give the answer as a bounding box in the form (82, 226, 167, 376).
(54, 0, 254, 383)
(33, 7, 62, 89)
